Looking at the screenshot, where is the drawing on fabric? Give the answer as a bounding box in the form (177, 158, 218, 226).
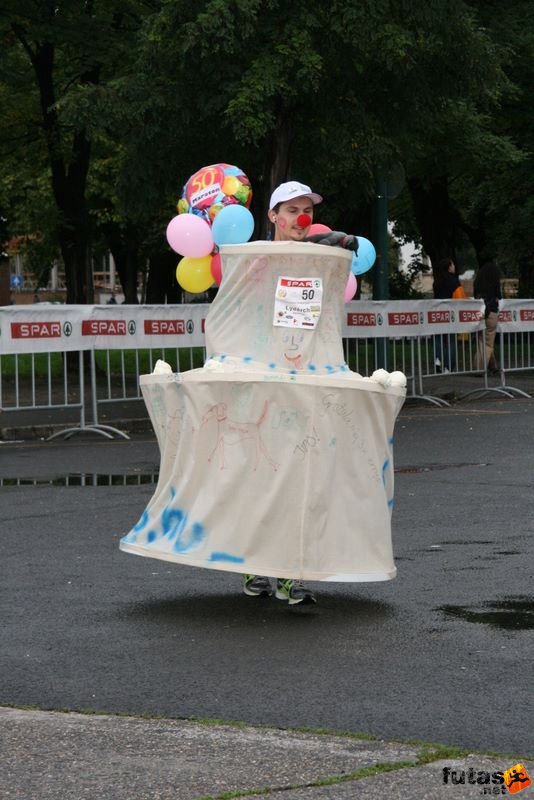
(282, 331, 304, 369)
(230, 383, 255, 417)
(246, 256, 268, 282)
(251, 302, 270, 353)
(320, 392, 368, 454)
(294, 427, 321, 460)
(382, 435, 395, 510)
(164, 405, 188, 447)
(121, 510, 150, 544)
(201, 401, 278, 471)
(122, 488, 207, 554)
(271, 407, 307, 433)
(148, 384, 168, 432)
(209, 551, 245, 564)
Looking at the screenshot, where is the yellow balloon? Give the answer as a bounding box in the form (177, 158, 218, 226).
(176, 256, 214, 293)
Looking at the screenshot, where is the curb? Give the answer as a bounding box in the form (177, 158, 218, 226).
(0, 417, 153, 442)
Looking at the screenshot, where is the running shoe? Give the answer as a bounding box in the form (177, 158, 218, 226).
(275, 578, 316, 606)
(242, 574, 273, 597)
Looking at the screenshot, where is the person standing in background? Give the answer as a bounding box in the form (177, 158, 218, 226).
(474, 261, 502, 375)
(433, 257, 463, 372)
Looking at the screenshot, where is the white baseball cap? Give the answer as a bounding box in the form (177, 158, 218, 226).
(269, 181, 323, 210)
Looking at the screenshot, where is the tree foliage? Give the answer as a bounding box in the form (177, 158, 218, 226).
(1, 0, 533, 301)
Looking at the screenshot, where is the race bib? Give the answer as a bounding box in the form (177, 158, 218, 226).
(273, 277, 323, 329)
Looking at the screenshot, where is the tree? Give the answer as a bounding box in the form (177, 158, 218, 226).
(391, 1, 534, 290)
(3, 0, 530, 303)
(0, 1, 151, 302)
(121, 0, 512, 296)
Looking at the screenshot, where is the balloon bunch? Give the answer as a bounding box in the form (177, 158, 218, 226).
(167, 163, 254, 293)
(307, 223, 377, 302)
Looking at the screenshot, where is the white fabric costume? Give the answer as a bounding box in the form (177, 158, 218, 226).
(120, 242, 406, 581)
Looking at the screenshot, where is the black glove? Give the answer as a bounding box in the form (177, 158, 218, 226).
(305, 231, 358, 252)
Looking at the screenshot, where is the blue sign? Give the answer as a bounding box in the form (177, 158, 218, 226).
(10, 274, 22, 289)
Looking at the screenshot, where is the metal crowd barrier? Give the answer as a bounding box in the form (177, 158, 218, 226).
(1, 300, 532, 439)
(0, 348, 86, 425)
(495, 299, 534, 399)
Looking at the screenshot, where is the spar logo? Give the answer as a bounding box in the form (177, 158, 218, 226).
(144, 319, 198, 335)
(519, 309, 534, 322)
(347, 312, 377, 327)
(281, 279, 315, 287)
(442, 762, 531, 795)
(11, 321, 62, 339)
(498, 310, 513, 323)
(144, 320, 186, 335)
(459, 309, 483, 323)
(428, 310, 451, 324)
(387, 311, 421, 326)
(81, 319, 136, 336)
(63, 321, 72, 336)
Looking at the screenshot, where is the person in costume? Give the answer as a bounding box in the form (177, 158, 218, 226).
(242, 181, 355, 606)
(121, 166, 406, 602)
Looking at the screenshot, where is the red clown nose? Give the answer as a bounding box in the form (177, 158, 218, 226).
(297, 213, 312, 228)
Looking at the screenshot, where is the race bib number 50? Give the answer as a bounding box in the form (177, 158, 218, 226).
(273, 277, 323, 329)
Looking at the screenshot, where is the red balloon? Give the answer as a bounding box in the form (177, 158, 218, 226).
(308, 223, 332, 235)
(211, 252, 222, 286)
(297, 213, 312, 228)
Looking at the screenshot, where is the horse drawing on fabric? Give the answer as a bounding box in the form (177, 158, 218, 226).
(201, 401, 278, 472)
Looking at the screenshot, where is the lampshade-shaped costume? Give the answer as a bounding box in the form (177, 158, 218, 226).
(120, 242, 406, 581)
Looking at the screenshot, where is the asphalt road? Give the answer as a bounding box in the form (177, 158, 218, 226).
(1, 397, 533, 755)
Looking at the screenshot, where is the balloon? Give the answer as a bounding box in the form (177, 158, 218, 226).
(176, 256, 214, 293)
(308, 223, 332, 235)
(179, 163, 252, 224)
(344, 273, 357, 302)
(166, 214, 214, 258)
(351, 237, 376, 275)
(211, 252, 222, 286)
(212, 204, 255, 246)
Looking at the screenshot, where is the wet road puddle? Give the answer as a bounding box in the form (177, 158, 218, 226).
(0, 471, 159, 487)
(396, 462, 488, 474)
(440, 597, 534, 630)
(2, 464, 485, 485)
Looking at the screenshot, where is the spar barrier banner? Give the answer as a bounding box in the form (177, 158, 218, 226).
(3, 298, 525, 356)
(344, 299, 485, 337)
(0, 304, 209, 355)
(497, 299, 534, 333)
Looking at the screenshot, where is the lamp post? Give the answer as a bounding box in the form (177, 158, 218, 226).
(372, 169, 389, 301)
(372, 169, 389, 368)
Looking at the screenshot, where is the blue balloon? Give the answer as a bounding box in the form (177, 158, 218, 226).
(212, 205, 255, 246)
(351, 237, 376, 275)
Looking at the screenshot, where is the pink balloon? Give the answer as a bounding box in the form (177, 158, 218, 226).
(308, 223, 332, 235)
(344, 272, 357, 302)
(166, 214, 214, 258)
(211, 252, 222, 286)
